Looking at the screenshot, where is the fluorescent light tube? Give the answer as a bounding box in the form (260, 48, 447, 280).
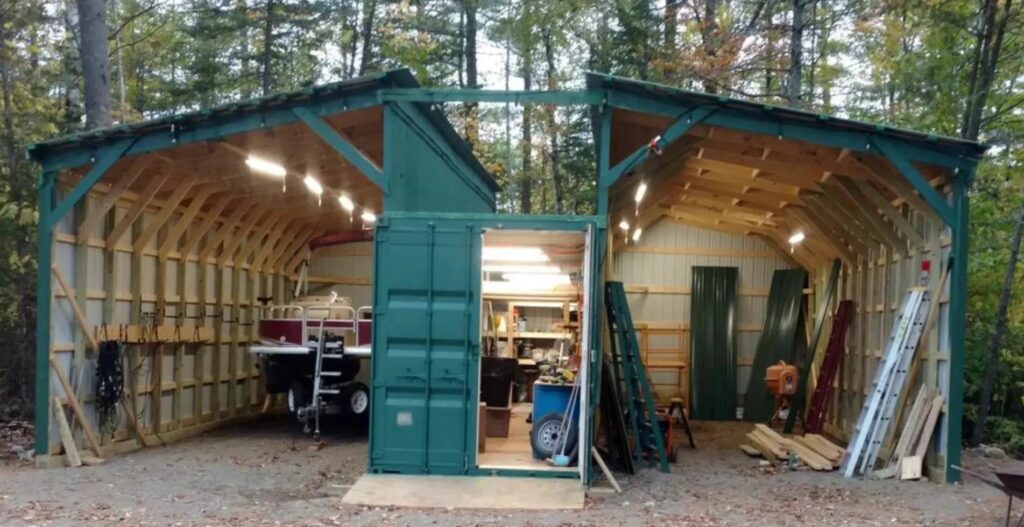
(245, 155, 286, 177)
(338, 194, 355, 212)
(482, 247, 549, 262)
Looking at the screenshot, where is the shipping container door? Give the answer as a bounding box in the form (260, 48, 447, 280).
(369, 215, 480, 475)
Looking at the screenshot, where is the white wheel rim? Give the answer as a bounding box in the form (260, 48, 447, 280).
(351, 389, 368, 414)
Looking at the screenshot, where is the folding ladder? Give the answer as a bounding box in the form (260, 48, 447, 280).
(605, 281, 670, 473)
(841, 268, 930, 477)
(309, 318, 345, 439)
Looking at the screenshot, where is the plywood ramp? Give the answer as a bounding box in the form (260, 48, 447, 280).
(342, 474, 585, 510)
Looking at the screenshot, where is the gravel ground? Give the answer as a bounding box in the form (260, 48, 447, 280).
(0, 417, 1012, 526)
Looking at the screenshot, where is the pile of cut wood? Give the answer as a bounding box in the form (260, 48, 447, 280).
(741, 424, 845, 471)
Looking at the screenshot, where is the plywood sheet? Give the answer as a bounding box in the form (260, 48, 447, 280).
(342, 474, 584, 510)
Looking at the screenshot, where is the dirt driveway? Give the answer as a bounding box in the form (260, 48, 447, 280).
(0, 418, 1012, 526)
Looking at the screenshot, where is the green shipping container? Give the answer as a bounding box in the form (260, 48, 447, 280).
(369, 212, 601, 479)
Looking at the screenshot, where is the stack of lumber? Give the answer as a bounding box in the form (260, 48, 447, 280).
(741, 424, 845, 471)
(872, 386, 944, 480)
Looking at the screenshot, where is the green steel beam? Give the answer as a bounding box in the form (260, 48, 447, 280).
(605, 106, 713, 184)
(605, 91, 978, 171)
(33, 93, 383, 173)
(870, 137, 956, 227)
(947, 180, 970, 483)
(48, 138, 134, 230)
(34, 171, 56, 455)
(292, 106, 387, 193)
(379, 88, 602, 106)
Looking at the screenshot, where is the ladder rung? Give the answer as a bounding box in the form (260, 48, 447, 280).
(318, 389, 340, 394)
(320, 371, 342, 377)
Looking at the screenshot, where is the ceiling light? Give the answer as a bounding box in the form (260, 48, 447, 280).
(338, 194, 355, 212)
(632, 228, 642, 242)
(245, 155, 286, 177)
(788, 231, 806, 245)
(361, 210, 376, 223)
(303, 175, 323, 195)
(482, 247, 549, 262)
(503, 273, 570, 285)
(619, 220, 629, 231)
(483, 264, 561, 274)
(635, 182, 648, 203)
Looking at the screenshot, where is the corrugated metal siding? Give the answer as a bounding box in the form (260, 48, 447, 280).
(611, 219, 795, 407)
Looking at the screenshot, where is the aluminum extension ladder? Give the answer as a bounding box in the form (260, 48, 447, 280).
(841, 268, 931, 477)
(605, 281, 670, 473)
(310, 318, 345, 439)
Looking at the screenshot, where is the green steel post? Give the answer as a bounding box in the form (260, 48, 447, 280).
(34, 171, 55, 455)
(597, 108, 612, 216)
(947, 174, 970, 482)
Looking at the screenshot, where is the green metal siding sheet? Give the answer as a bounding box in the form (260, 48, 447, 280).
(689, 266, 738, 421)
(384, 104, 496, 213)
(743, 268, 808, 422)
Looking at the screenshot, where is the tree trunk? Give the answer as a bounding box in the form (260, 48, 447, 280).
(543, 28, 563, 214)
(77, 0, 112, 129)
(463, 0, 478, 147)
(786, 0, 806, 108)
(261, 0, 275, 96)
(665, 0, 678, 50)
(700, 0, 719, 93)
(961, 0, 1013, 141)
(358, 0, 377, 75)
(972, 198, 1024, 446)
(520, 50, 533, 215)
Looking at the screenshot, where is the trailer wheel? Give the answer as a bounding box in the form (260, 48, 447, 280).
(531, 412, 577, 460)
(340, 382, 370, 426)
(287, 381, 309, 416)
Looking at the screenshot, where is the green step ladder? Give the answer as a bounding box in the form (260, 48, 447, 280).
(604, 281, 670, 473)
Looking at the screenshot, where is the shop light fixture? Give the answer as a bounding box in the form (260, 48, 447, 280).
(483, 264, 561, 274)
(503, 273, 570, 286)
(303, 175, 323, 195)
(635, 181, 648, 203)
(361, 210, 377, 223)
(632, 227, 642, 242)
(245, 155, 286, 177)
(482, 246, 549, 262)
(788, 231, 806, 245)
(338, 194, 355, 212)
(619, 219, 630, 231)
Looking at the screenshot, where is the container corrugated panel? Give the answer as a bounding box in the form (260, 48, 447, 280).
(369, 216, 480, 475)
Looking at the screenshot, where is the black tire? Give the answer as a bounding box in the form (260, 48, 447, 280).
(260, 357, 289, 394)
(287, 381, 309, 417)
(340, 382, 370, 426)
(531, 412, 577, 460)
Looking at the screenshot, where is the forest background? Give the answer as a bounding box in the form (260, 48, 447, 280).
(1, 0, 1023, 455)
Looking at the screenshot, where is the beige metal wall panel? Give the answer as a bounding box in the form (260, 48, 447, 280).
(308, 242, 374, 306)
(611, 218, 794, 406)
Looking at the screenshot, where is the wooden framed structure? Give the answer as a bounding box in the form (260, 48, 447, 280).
(31, 69, 985, 484)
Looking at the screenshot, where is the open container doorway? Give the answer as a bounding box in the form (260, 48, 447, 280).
(476, 229, 592, 475)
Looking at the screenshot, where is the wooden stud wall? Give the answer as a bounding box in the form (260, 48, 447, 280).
(46, 177, 316, 456)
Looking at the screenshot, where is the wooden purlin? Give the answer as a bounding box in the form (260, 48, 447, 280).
(177, 195, 232, 258)
(799, 197, 871, 255)
(157, 185, 217, 258)
(198, 202, 257, 263)
(836, 174, 927, 248)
